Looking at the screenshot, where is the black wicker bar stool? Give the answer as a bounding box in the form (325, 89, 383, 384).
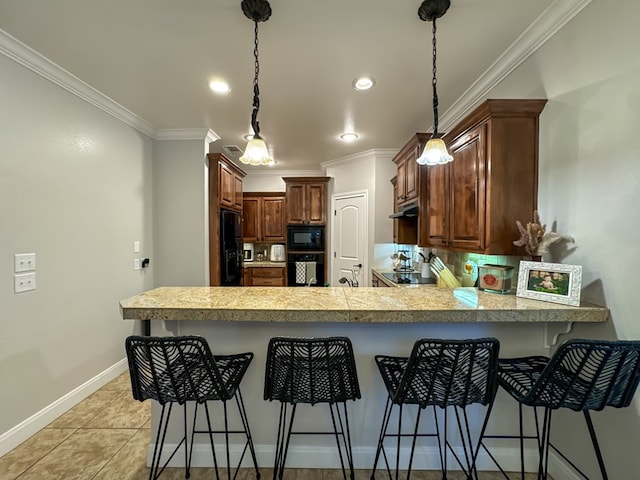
(125, 335, 260, 480)
(264, 336, 361, 480)
(483, 338, 640, 480)
(371, 337, 500, 480)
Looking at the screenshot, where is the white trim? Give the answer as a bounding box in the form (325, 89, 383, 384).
(549, 450, 584, 480)
(155, 128, 220, 142)
(439, 0, 593, 133)
(0, 28, 156, 138)
(154, 443, 540, 472)
(244, 169, 324, 177)
(321, 148, 397, 169)
(0, 359, 128, 457)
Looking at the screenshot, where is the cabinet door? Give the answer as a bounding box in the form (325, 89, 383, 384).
(233, 175, 243, 210)
(404, 150, 419, 202)
(286, 184, 306, 224)
(219, 163, 234, 208)
(242, 197, 260, 242)
(306, 183, 326, 224)
(426, 164, 448, 247)
(396, 160, 407, 204)
(448, 125, 486, 251)
(262, 197, 286, 241)
(243, 268, 251, 286)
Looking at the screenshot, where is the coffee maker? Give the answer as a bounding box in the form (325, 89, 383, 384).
(243, 243, 254, 262)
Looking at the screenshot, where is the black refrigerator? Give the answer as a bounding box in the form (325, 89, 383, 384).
(220, 209, 243, 286)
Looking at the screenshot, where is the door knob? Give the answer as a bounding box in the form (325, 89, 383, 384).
(353, 263, 363, 268)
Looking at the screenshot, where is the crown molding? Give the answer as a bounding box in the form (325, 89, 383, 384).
(439, 0, 592, 132)
(0, 28, 156, 138)
(155, 128, 220, 142)
(245, 169, 325, 177)
(321, 148, 397, 169)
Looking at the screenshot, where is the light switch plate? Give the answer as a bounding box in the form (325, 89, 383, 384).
(14, 272, 36, 293)
(133, 241, 140, 253)
(14, 253, 36, 272)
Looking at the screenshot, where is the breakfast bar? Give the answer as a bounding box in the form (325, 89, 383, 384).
(119, 286, 608, 472)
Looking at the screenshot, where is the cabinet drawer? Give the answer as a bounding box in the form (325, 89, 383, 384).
(251, 267, 285, 278)
(251, 277, 285, 286)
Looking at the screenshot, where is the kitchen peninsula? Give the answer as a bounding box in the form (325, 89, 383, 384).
(119, 287, 608, 472)
(120, 286, 608, 324)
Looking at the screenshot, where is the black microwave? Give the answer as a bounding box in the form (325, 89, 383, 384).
(287, 225, 325, 251)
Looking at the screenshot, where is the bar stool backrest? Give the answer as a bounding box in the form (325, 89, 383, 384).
(264, 336, 361, 404)
(525, 339, 640, 411)
(394, 338, 500, 408)
(126, 335, 233, 405)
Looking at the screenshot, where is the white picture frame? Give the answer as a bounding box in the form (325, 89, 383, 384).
(516, 261, 582, 306)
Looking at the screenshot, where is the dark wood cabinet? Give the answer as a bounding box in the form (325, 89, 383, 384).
(207, 153, 247, 286)
(216, 155, 244, 212)
(243, 193, 286, 242)
(244, 267, 286, 286)
(394, 134, 429, 207)
(283, 177, 330, 224)
(421, 99, 546, 254)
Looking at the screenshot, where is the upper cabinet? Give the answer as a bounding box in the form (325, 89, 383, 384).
(283, 177, 330, 224)
(394, 133, 430, 207)
(422, 99, 547, 254)
(243, 193, 286, 242)
(216, 155, 245, 212)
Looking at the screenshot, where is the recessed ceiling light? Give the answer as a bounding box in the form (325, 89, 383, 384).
(209, 80, 230, 94)
(340, 132, 359, 143)
(352, 76, 375, 91)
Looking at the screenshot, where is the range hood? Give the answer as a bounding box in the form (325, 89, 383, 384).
(389, 202, 418, 218)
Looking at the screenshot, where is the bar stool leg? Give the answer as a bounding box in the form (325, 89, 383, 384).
(235, 389, 261, 478)
(371, 396, 393, 480)
(273, 403, 298, 480)
(584, 411, 609, 480)
(203, 401, 221, 480)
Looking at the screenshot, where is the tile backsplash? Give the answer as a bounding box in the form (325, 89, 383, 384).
(414, 246, 526, 289)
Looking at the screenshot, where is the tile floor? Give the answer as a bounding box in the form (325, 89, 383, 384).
(0, 372, 542, 480)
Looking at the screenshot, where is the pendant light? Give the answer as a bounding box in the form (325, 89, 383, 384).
(416, 0, 454, 166)
(239, 0, 274, 166)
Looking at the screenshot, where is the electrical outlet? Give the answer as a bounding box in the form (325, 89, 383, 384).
(14, 253, 36, 272)
(134, 258, 141, 271)
(14, 272, 36, 293)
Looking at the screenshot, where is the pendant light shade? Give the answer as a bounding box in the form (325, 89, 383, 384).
(239, 136, 273, 166)
(416, 0, 453, 166)
(239, 0, 274, 166)
(418, 137, 453, 165)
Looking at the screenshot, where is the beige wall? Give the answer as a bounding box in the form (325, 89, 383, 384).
(486, 0, 640, 477)
(153, 139, 210, 286)
(0, 55, 154, 443)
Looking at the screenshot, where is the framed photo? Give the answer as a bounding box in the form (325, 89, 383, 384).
(516, 261, 582, 306)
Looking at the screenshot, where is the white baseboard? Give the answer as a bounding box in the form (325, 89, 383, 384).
(0, 359, 128, 457)
(151, 442, 543, 472)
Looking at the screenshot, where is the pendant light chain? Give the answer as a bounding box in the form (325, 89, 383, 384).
(431, 18, 439, 137)
(251, 20, 261, 138)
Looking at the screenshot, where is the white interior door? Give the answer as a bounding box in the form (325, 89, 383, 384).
(331, 192, 367, 287)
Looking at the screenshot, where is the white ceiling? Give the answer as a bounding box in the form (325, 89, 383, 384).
(0, 0, 574, 171)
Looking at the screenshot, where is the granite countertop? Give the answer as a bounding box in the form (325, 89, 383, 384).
(119, 286, 609, 324)
(244, 261, 286, 268)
